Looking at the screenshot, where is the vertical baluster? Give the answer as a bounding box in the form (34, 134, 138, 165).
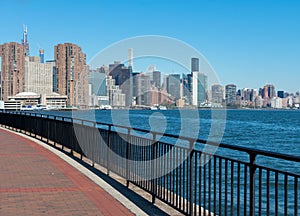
(258, 168, 262, 216)
(294, 177, 298, 216)
(284, 174, 288, 215)
(237, 163, 241, 215)
(266, 170, 270, 216)
(275, 172, 278, 215)
(230, 161, 234, 216)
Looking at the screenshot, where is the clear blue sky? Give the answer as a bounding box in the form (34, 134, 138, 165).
(1, 0, 299, 93)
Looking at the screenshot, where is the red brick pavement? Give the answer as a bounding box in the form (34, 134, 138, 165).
(0, 128, 134, 216)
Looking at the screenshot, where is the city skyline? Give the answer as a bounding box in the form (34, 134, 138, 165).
(0, 1, 299, 93)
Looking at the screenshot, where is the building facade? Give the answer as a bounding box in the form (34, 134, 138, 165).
(152, 71, 161, 89)
(192, 72, 207, 106)
(54, 43, 89, 107)
(24, 56, 53, 95)
(166, 74, 181, 100)
(106, 76, 126, 107)
(225, 84, 237, 106)
(135, 73, 151, 105)
(0, 42, 25, 101)
(211, 84, 224, 104)
(191, 57, 199, 72)
(108, 61, 132, 106)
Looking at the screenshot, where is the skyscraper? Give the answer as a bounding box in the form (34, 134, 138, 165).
(152, 71, 161, 89)
(166, 74, 181, 100)
(211, 84, 224, 104)
(192, 72, 207, 106)
(225, 84, 237, 106)
(277, 90, 284, 98)
(182, 73, 190, 100)
(54, 43, 89, 107)
(109, 61, 132, 106)
(191, 57, 199, 72)
(136, 73, 151, 105)
(262, 84, 276, 99)
(128, 48, 133, 69)
(0, 42, 25, 100)
(268, 84, 276, 99)
(89, 70, 106, 96)
(21, 25, 30, 56)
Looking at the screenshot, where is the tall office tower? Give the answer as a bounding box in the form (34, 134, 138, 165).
(46, 60, 57, 92)
(128, 48, 133, 68)
(225, 84, 237, 106)
(251, 89, 259, 101)
(240, 88, 251, 101)
(262, 84, 276, 99)
(24, 56, 53, 95)
(211, 84, 224, 104)
(152, 71, 161, 88)
(277, 90, 284, 98)
(132, 72, 140, 99)
(166, 74, 181, 100)
(268, 84, 276, 99)
(192, 72, 207, 106)
(21, 25, 30, 56)
(191, 57, 199, 72)
(136, 73, 151, 105)
(262, 85, 269, 99)
(0, 42, 25, 100)
(89, 70, 106, 96)
(181, 73, 193, 104)
(109, 61, 132, 106)
(39, 49, 44, 63)
(54, 43, 89, 107)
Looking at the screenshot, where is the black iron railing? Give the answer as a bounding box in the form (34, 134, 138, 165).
(0, 110, 299, 216)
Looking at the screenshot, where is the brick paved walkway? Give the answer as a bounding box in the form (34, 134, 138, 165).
(0, 128, 134, 216)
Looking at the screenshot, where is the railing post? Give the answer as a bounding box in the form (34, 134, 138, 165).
(126, 128, 131, 187)
(189, 140, 194, 216)
(151, 133, 157, 204)
(70, 119, 74, 156)
(249, 153, 257, 216)
(61, 117, 65, 151)
(46, 115, 50, 144)
(107, 125, 111, 176)
(53, 116, 57, 147)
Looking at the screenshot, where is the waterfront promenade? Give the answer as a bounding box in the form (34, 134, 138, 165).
(0, 128, 134, 216)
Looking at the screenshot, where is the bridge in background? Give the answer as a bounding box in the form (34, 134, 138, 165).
(0, 110, 299, 216)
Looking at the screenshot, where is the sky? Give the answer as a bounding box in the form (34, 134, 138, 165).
(0, 0, 299, 93)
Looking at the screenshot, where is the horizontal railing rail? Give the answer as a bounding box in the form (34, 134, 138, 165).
(0, 110, 299, 216)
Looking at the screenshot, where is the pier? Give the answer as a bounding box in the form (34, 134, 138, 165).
(0, 111, 299, 215)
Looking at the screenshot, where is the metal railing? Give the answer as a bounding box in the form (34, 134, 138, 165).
(0, 110, 299, 215)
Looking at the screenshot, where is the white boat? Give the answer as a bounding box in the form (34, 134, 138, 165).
(100, 105, 112, 110)
(150, 106, 158, 110)
(158, 105, 167, 110)
(150, 104, 167, 110)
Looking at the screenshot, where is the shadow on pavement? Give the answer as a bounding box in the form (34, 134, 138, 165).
(70, 155, 171, 216)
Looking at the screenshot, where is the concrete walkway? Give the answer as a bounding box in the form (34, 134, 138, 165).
(0, 128, 135, 216)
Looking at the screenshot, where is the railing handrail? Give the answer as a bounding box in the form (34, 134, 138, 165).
(2, 110, 300, 163)
(0, 109, 299, 215)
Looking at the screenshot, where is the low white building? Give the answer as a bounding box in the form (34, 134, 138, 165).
(42, 93, 67, 108)
(5, 92, 67, 110)
(271, 97, 282, 109)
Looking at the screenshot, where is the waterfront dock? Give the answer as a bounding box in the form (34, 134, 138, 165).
(0, 128, 135, 216)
